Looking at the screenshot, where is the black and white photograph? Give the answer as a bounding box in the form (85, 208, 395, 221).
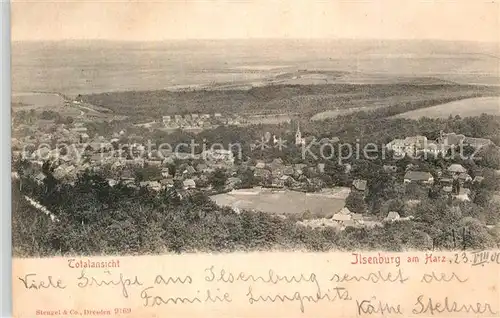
(11, 0, 500, 258)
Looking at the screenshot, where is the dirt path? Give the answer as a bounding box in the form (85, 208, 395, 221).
(24, 195, 59, 222)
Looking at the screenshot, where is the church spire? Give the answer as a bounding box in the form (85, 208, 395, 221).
(295, 122, 304, 146)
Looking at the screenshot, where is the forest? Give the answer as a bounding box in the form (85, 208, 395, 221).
(12, 165, 500, 257)
(78, 84, 500, 120)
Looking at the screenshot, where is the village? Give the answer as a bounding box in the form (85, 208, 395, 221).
(11, 114, 498, 232)
(134, 112, 248, 131)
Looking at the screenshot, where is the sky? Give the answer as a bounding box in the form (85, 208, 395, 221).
(11, 0, 500, 42)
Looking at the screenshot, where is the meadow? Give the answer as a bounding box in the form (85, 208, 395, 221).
(394, 96, 500, 119)
(11, 92, 82, 117)
(12, 92, 65, 109)
(210, 187, 349, 218)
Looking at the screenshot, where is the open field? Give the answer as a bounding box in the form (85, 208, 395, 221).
(309, 88, 500, 120)
(210, 187, 349, 218)
(11, 92, 82, 117)
(243, 114, 294, 125)
(311, 106, 376, 121)
(11, 92, 126, 122)
(12, 92, 65, 109)
(393, 96, 500, 119)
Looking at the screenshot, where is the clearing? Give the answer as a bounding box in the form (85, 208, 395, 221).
(393, 96, 500, 119)
(210, 187, 350, 217)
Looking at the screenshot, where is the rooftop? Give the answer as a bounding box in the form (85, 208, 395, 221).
(447, 164, 467, 173)
(352, 179, 367, 191)
(404, 171, 433, 181)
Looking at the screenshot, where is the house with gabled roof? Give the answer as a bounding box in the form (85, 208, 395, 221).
(34, 172, 46, 185)
(255, 161, 266, 169)
(139, 180, 163, 191)
(458, 172, 472, 182)
(283, 165, 295, 176)
(386, 136, 427, 157)
(453, 188, 471, 201)
(332, 213, 351, 222)
(160, 178, 174, 188)
(183, 178, 196, 190)
(384, 211, 400, 222)
(438, 131, 493, 150)
(464, 136, 492, 149)
(146, 159, 162, 167)
(473, 176, 485, 183)
(183, 165, 196, 176)
(352, 179, 367, 192)
(447, 164, 467, 174)
(404, 171, 434, 184)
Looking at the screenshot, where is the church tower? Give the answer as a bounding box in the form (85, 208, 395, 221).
(295, 123, 304, 146)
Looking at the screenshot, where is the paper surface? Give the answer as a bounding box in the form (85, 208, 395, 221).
(13, 251, 500, 318)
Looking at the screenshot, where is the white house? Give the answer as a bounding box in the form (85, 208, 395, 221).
(403, 171, 434, 184)
(183, 179, 196, 190)
(202, 149, 234, 164)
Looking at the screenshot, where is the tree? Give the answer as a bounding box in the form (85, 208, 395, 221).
(134, 165, 162, 183)
(167, 163, 177, 177)
(473, 188, 492, 207)
(41, 110, 57, 120)
(209, 168, 228, 191)
(13, 158, 31, 191)
(239, 168, 256, 188)
(345, 191, 367, 214)
(452, 178, 461, 195)
(459, 217, 496, 249)
(404, 183, 428, 200)
(56, 116, 74, 125)
(477, 145, 500, 169)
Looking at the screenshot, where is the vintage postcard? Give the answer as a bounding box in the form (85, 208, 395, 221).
(10, 0, 500, 317)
